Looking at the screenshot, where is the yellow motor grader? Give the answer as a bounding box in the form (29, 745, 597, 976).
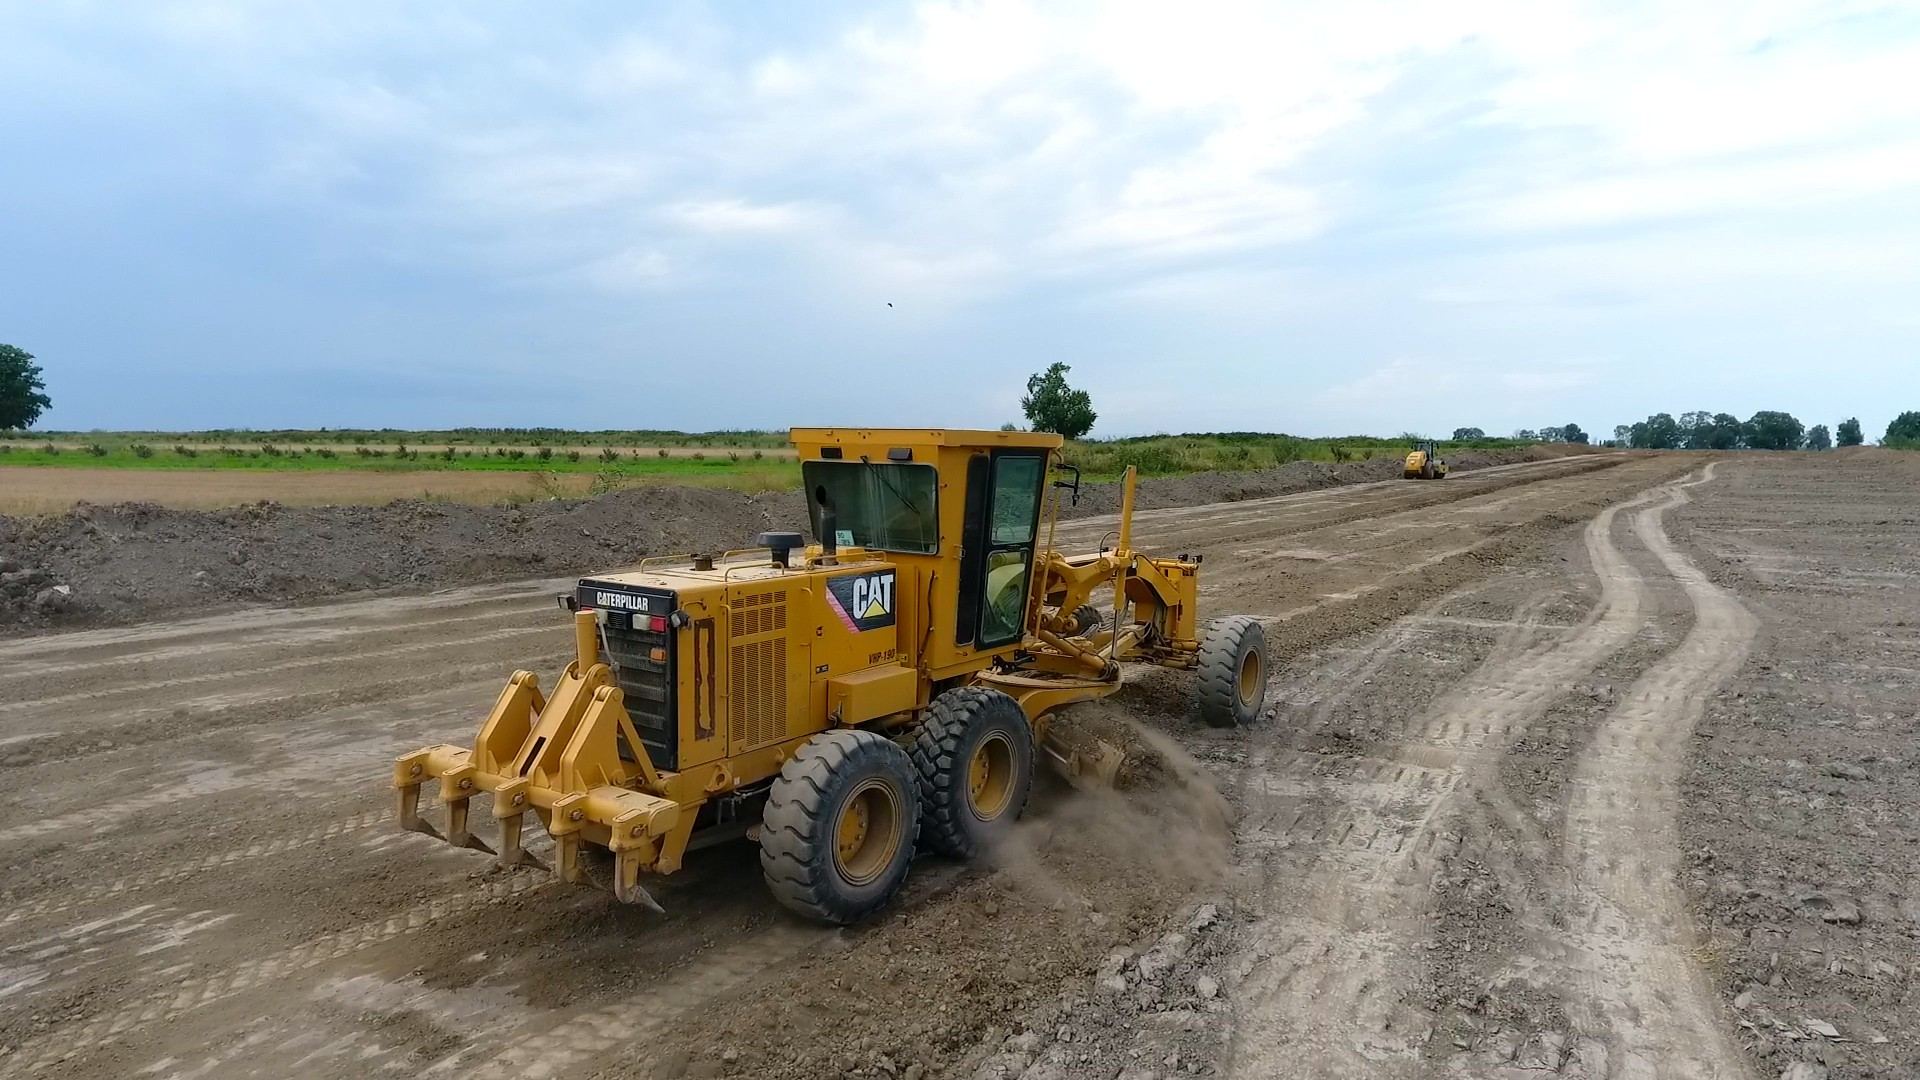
(393, 428, 1268, 923)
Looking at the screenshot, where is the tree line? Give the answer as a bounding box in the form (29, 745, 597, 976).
(1605, 410, 1920, 451)
(1451, 424, 1588, 444)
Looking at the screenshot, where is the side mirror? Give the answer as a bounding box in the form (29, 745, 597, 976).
(1051, 463, 1082, 506)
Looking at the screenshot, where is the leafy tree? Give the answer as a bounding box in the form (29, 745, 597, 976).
(1678, 410, 1714, 450)
(1451, 427, 1485, 441)
(1612, 424, 1633, 445)
(1743, 410, 1805, 451)
(1536, 424, 1566, 443)
(1629, 412, 1682, 449)
(1561, 422, 1588, 444)
(1513, 428, 1539, 441)
(1806, 424, 1832, 450)
(1705, 413, 1744, 450)
(0, 344, 51, 430)
(1886, 411, 1920, 444)
(1020, 362, 1096, 439)
(1836, 417, 1864, 447)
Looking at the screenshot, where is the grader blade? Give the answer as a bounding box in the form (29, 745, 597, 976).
(1039, 731, 1128, 789)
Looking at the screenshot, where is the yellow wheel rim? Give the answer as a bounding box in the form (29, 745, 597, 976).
(833, 778, 901, 886)
(967, 732, 1016, 821)
(1237, 648, 1263, 707)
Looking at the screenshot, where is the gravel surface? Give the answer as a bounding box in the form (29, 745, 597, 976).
(0, 452, 1682, 1079)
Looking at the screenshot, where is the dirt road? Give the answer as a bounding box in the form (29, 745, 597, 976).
(5, 451, 1906, 1079)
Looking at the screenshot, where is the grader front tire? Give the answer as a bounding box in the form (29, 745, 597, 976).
(909, 687, 1035, 859)
(1068, 604, 1103, 637)
(1197, 615, 1270, 728)
(759, 730, 921, 925)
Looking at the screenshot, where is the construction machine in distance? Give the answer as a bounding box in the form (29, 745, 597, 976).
(393, 428, 1269, 924)
(1403, 440, 1449, 480)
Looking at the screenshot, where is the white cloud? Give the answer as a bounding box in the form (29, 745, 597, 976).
(6, 0, 1919, 432)
(666, 199, 828, 235)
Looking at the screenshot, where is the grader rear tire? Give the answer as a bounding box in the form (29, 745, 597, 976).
(1197, 615, 1269, 728)
(759, 730, 920, 925)
(908, 686, 1035, 858)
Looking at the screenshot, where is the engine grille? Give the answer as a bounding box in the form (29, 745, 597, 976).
(576, 581, 680, 772)
(729, 589, 789, 750)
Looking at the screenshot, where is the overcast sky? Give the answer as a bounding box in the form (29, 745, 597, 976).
(3, 1, 1916, 438)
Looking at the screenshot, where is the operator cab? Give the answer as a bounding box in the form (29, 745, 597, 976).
(793, 429, 1056, 666)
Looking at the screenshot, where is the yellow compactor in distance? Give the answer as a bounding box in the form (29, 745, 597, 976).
(1403, 440, 1450, 480)
(393, 428, 1268, 923)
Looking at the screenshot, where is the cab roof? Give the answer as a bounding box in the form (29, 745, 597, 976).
(789, 427, 1063, 452)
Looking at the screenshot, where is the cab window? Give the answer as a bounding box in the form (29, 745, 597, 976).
(989, 455, 1044, 545)
(801, 461, 939, 554)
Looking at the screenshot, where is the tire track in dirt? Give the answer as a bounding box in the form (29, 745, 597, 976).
(1553, 464, 1757, 1077)
(0, 870, 553, 1077)
(1227, 481, 1670, 1078)
(0, 624, 559, 718)
(0, 598, 552, 693)
(0, 809, 389, 930)
(0, 578, 567, 662)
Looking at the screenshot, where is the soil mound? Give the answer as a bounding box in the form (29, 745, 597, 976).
(0, 487, 805, 631)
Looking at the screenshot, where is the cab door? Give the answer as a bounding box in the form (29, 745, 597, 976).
(955, 450, 1048, 650)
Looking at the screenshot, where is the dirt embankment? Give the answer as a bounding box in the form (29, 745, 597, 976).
(1058, 446, 1578, 518)
(0, 448, 1566, 632)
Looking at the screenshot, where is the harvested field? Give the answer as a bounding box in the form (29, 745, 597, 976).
(0, 445, 1584, 517)
(3, 450, 1913, 1080)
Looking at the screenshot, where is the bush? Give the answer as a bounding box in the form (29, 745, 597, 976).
(507, 449, 526, 460)
(1328, 444, 1351, 463)
(174, 445, 198, 458)
(85, 442, 109, 457)
(1108, 443, 1181, 475)
(41, 441, 59, 455)
(600, 447, 620, 463)
(442, 446, 456, 461)
(316, 447, 336, 459)
(130, 443, 154, 459)
(537, 446, 554, 462)
(260, 444, 282, 456)
(657, 448, 669, 458)
(753, 449, 765, 460)
(566, 449, 581, 462)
